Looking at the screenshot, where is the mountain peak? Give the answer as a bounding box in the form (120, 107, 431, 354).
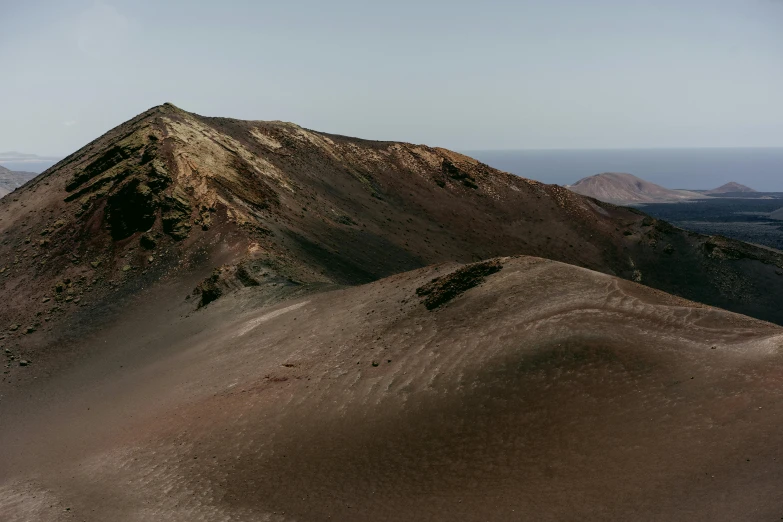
(568, 172, 702, 204)
(706, 181, 756, 194)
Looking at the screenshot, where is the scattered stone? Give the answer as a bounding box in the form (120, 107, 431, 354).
(19, 360, 29, 367)
(8, 324, 19, 332)
(122, 264, 132, 272)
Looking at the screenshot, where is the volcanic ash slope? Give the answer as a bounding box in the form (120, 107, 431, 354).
(1, 256, 782, 521)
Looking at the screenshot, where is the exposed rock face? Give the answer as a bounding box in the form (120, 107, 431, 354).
(706, 181, 757, 194)
(567, 172, 703, 204)
(106, 179, 159, 240)
(193, 262, 266, 308)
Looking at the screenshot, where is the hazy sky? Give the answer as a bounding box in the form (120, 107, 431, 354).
(1, 0, 782, 156)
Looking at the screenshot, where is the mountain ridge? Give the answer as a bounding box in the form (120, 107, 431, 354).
(2, 103, 783, 389)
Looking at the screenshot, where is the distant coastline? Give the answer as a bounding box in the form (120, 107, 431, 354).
(0, 160, 58, 174)
(465, 147, 783, 192)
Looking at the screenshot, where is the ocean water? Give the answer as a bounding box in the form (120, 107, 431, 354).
(0, 160, 58, 173)
(465, 148, 783, 192)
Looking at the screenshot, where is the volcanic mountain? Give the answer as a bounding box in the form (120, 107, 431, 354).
(568, 172, 704, 204)
(1, 103, 783, 377)
(706, 181, 757, 194)
(0, 165, 36, 198)
(3, 104, 783, 519)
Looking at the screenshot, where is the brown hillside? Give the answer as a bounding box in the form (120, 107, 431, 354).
(1, 104, 783, 385)
(2, 256, 782, 520)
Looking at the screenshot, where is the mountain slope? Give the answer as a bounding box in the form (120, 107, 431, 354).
(568, 172, 704, 204)
(1, 104, 783, 385)
(2, 256, 783, 521)
(0, 165, 36, 198)
(707, 182, 757, 194)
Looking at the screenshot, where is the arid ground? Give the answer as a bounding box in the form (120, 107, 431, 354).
(2, 105, 783, 521)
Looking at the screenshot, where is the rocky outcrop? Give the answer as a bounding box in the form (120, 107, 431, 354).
(416, 259, 502, 309)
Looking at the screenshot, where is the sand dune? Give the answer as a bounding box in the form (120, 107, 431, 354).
(2, 256, 782, 521)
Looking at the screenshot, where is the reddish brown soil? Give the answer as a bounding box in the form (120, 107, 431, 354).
(1, 257, 782, 521)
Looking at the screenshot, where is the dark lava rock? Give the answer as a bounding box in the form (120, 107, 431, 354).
(416, 259, 503, 310)
(139, 233, 157, 250)
(107, 180, 159, 240)
(442, 159, 479, 189)
(196, 270, 224, 308)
